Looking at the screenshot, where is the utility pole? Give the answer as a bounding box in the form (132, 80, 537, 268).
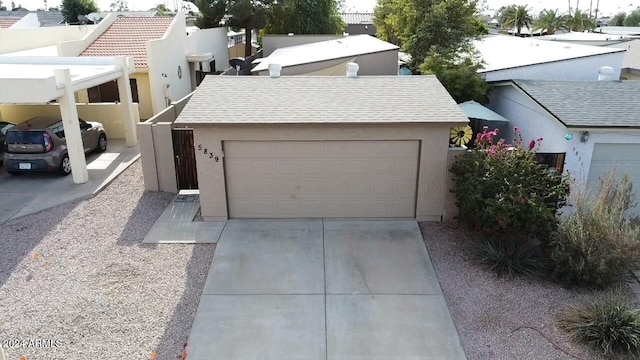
(589, 0, 593, 17)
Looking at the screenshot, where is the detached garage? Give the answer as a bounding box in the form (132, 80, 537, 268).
(174, 69, 469, 221)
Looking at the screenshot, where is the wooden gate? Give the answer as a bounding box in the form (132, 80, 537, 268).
(172, 129, 199, 189)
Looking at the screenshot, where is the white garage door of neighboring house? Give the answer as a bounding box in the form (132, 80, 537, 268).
(224, 140, 420, 218)
(588, 143, 640, 215)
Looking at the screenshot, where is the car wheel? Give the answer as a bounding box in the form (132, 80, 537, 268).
(96, 134, 107, 153)
(59, 154, 71, 176)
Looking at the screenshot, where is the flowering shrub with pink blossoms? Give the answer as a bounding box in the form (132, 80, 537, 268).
(450, 127, 570, 244)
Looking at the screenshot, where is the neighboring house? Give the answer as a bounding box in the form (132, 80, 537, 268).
(488, 80, 640, 215)
(474, 35, 626, 81)
(0, 16, 21, 28)
(594, 26, 640, 37)
(262, 34, 342, 57)
(0, 10, 65, 27)
(253, 35, 399, 76)
(340, 12, 376, 36)
(57, 13, 228, 120)
(540, 31, 632, 46)
(608, 39, 640, 80)
(172, 69, 468, 221)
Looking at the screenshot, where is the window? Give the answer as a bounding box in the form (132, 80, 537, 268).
(535, 153, 566, 174)
(87, 79, 139, 103)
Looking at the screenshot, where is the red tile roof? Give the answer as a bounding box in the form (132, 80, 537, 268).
(80, 16, 174, 68)
(0, 17, 21, 28)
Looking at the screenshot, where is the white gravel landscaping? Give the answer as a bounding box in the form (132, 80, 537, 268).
(419, 222, 632, 360)
(0, 161, 215, 360)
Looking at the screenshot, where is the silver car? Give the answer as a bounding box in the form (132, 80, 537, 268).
(3, 116, 107, 176)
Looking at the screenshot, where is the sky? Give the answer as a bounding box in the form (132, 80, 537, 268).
(10, 0, 638, 17)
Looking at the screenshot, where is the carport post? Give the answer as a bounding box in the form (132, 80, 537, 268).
(54, 69, 89, 184)
(116, 57, 138, 147)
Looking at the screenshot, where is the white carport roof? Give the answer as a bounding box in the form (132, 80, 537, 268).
(0, 56, 137, 185)
(0, 56, 134, 104)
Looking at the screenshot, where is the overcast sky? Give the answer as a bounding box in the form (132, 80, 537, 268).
(12, 0, 638, 17)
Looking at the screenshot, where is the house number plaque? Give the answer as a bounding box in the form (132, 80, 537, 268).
(197, 144, 218, 162)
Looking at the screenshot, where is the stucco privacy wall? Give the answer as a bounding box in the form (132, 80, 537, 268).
(483, 52, 625, 82)
(192, 123, 456, 221)
(148, 14, 191, 116)
(56, 14, 117, 57)
(257, 50, 399, 76)
(0, 25, 98, 54)
(262, 35, 343, 57)
(0, 103, 140, 139)
(187, 27, 229, 73)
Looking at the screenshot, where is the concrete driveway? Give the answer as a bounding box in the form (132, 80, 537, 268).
(187, 219, 466, 360)
(0, 140, 139, 223)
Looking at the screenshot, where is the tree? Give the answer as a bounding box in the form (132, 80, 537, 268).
(420, 45, 490, 104)
(373, 0, 414, 46)
(110, 0, 128, 11)
(623, 7, 640, 26)
(188, 0, 227, 29)
(61, 0, 99, 23)
(151, 3, 171, 15)
(227, 0, 273, 57)
(263, 0, 345, 35)
(499, 5, 533, 35)
(566, 8, 596, 31)
(610, 12, 626, 26)
(534, 9, 569, 35)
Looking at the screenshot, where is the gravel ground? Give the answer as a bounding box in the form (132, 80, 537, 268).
(419, 221, 635, 360)
(0, 161, 215, 360)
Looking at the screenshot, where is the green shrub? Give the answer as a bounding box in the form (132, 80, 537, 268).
(450, 127, 569, 242)
(557, 295, 640, 356)
(471, 236, 544, 278)
(550, 169, 640, 288)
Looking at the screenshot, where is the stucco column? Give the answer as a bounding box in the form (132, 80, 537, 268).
(116, 57, 138, 147)
(54, 69, 89, 184)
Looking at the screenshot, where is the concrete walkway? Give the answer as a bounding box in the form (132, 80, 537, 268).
(187, 219, 466, 360)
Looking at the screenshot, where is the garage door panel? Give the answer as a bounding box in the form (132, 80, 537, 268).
(224, 141, 419, 218)
(588, 143, 640, 216)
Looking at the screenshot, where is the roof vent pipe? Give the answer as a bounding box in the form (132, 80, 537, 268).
(598, 66, 615, 81)
(268, 63, 282, 78)
(346, 62, 359, 78)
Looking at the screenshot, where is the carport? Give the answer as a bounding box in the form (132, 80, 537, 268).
(0, 56, 137, 184)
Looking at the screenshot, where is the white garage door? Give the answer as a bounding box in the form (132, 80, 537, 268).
(588, 143, 640, 215)
(224, 140, 419, 218)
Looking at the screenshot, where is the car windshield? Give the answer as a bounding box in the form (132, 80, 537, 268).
(5, 130, 44, 145)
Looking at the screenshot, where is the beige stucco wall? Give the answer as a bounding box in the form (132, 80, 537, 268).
(0, 25, 98, 54)
(192, 123, 457, 222)
(0, 103, 140, 140)
(257, 49, 399, 76)
(73, 72, 153, 120)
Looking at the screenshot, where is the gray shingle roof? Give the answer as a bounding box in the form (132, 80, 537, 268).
(340, 13, 373, 25)
(176, 75, 469, 125)
(514, 80, 640, 128)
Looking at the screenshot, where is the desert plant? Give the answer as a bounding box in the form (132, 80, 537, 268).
(550, 168, 640, 288)
(472, 236, 544, 278)
(558, 294, 640, 356)
(450, 127, 570, 243)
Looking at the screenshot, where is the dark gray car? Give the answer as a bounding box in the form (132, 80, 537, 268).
(3, 116, 107, 176)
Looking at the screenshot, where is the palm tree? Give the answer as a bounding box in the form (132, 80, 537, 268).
(567, 8, 596, 31)
(500, 5, 533, 35)
(534, 9, 569, 34)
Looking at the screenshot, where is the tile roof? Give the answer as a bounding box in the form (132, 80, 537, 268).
(176, 75, 469, 125)
(0, 17, 21, 28)
(80, 16, 173, 68)
(0, 11, 63, 27)
(513, 80, 640, 128)
(253, 35, 398, 72)
(340, 12, 373, 24)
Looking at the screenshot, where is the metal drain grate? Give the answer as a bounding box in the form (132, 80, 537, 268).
(174, 194, 199, 202)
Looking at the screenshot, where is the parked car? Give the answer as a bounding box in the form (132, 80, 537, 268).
(0, 121, 16, 163)
(3, 116, 107, 176)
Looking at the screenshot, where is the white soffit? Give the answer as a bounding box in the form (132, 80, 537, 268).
(0, 56, 134, 104)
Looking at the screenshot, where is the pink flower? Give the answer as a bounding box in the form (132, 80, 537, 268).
(528, 140, 535, 150)
(513, 126, 519, 131)
(520, 198, 527, 204)
(537, 137, 543, 142)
